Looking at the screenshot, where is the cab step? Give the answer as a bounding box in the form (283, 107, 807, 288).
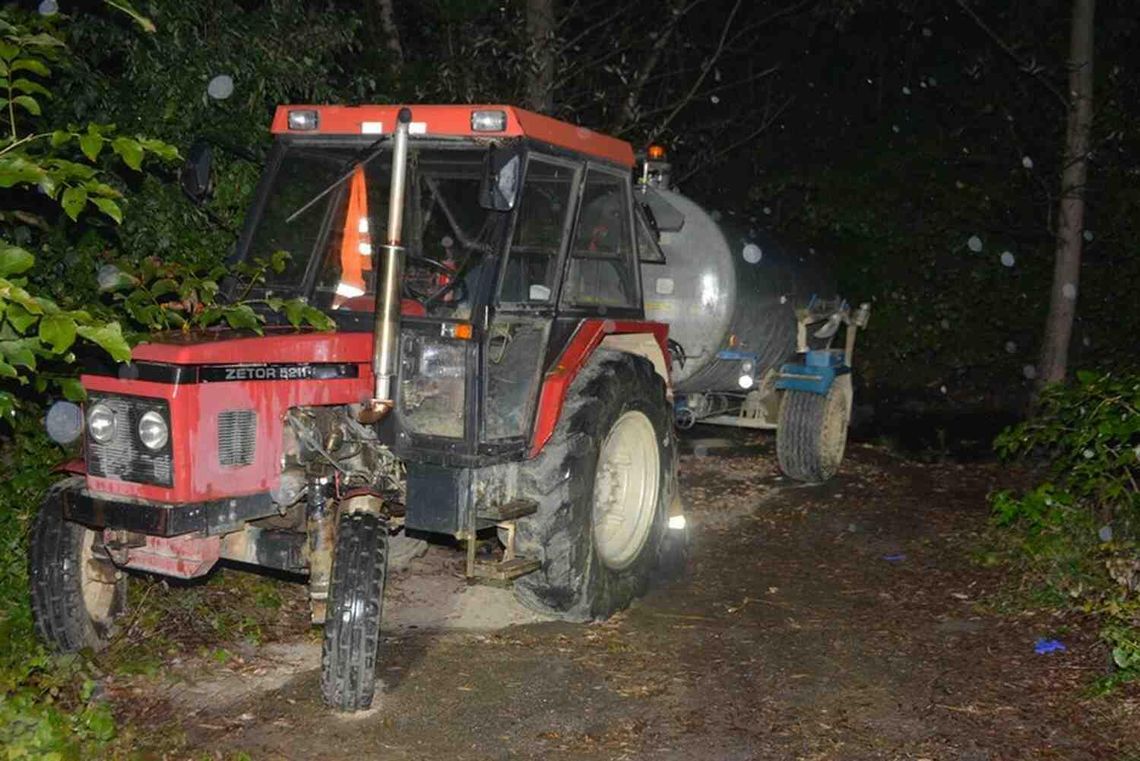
(471, 556, 541, 584)
(477, 499, 538, 522)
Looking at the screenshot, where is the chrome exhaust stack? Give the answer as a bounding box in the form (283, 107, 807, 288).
(365, 106, 412, 421)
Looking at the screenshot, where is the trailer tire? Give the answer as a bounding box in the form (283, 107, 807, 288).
(29, 478, 125, 652)
(776, 375, 852, 483)
(513, 350, 678, 621)
(321, 512, 388, 712)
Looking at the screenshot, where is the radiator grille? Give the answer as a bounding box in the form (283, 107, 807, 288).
(85, 395, 173, 486)
(218, 409, 256, 467)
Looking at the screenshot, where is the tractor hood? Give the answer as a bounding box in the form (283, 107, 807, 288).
(130, 329, 373, 367)
(78, 327, 377, 506)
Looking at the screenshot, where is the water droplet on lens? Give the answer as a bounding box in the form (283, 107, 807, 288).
(207, 74, 235, 100)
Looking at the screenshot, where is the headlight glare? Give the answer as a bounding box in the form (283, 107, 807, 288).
(87, 403, 116, 443)
(137, 410, 169, 450)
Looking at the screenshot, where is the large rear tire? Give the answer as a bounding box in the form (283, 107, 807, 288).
(513, 350, 679, 621)
(776, 375, 853, 483)
(29, 478, 125, 652)
(321, 512, 388, 712)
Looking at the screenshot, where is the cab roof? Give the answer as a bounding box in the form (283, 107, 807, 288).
(270, 104, 635, 168)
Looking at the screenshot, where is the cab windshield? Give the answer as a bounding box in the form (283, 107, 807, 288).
(241, 140, 504, 320)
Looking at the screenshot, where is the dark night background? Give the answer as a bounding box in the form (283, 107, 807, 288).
(1, 0, 1137, 756)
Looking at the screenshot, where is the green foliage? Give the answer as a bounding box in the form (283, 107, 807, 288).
(997, 372, 1140, 517)
(0, 418, 118, 760)
(99, 252, 334, 334)
(0, 16, 178, 418)
(990, 372, 1140, 686)
(62, 0, 368, 148)
(0, 10, 338, 421)
(0, 6, 334, 755)
(0, 665, 117, 760)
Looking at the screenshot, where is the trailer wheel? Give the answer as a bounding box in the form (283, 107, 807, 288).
(29, 479, 125, 652)
(514, 350, 678, 621)
(321, 512, 388, 712)
(776, 375, 853, 483)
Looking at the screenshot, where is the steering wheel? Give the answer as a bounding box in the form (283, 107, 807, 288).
(403, 253, 469, 304)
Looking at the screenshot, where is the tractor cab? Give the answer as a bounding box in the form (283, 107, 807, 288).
(233, 106, 652, 466)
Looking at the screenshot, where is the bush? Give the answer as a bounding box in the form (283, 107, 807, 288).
(0, 416, 119, 759)
(991, 371, 1140, 684)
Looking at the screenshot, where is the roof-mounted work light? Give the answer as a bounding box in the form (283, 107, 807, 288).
(287, 109, 319, 130)
(471, 110, 507, 132)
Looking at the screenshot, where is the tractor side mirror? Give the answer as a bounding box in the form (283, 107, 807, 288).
(479, 147, 521, 212)
(180, 141, 215, 204)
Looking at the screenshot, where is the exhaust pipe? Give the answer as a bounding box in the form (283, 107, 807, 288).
(364, 107, 412, 420)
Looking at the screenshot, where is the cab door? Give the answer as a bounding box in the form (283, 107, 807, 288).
(481, 154, 580, 449)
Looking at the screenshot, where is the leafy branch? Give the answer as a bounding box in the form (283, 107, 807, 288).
(98, 251, 334, 335)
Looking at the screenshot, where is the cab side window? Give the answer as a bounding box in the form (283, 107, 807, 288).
(563, 168, 637, 309)
(498, 158, 576, 305)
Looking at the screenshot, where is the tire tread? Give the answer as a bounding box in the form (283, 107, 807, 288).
(320, 512, 388, 712)
(29, 478, 119, 652)
(513, 350, 677, 621)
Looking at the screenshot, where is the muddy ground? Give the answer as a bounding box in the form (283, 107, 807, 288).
(109, 435, 1140, 760)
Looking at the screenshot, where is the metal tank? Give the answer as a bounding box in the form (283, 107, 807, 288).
(638, 185, 830, 394)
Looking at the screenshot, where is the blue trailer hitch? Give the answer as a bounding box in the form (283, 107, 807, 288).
(774, 349, 851, 396)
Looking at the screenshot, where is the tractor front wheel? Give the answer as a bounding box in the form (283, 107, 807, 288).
(320, 511, 389, 712)
(29, 478, 125, 652)
(776, 375, 853, 483)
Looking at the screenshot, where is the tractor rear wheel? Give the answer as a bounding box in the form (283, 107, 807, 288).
(513, 350, 679, 621)
(321, 511, 388, 712)
(29, 478, 125, 652)
(776, 375, 853, 483)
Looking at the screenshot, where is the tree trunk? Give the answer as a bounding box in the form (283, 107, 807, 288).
(1037, 0, 1094, 387)
(371, 0, 404, 71)
(524, 0, 555, 113)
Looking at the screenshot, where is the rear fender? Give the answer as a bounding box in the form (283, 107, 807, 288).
(529, 319, 670, 457)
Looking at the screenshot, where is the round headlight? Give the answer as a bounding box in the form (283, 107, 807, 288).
(87, 403, 116, 443)
(738, 374, 754, 390)
(138, 410, 169, 451)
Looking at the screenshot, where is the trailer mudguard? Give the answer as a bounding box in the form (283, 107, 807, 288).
(775, 349, 850, 396)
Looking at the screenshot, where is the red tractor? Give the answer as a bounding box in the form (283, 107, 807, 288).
(30, 106, 688, 711)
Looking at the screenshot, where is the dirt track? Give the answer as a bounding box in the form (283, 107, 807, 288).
(121, 438, 1140, 760)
